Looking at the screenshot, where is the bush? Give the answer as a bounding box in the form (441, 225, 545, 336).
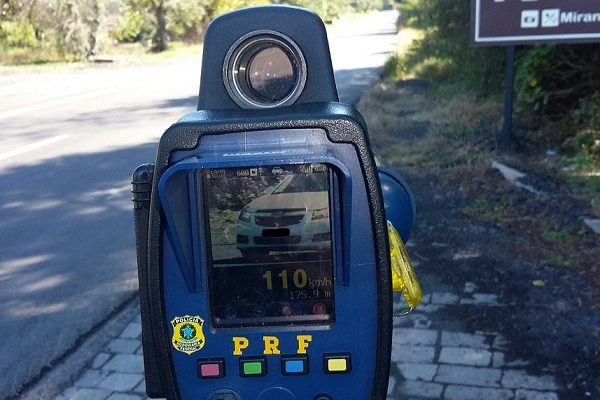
(0, 21, 37, 48)
(166, 0, 206, 40)
(397, 0, 505, 94)
(113, 4, 152, 42)
(515, 44, 600, 117)
(287, 0, 349, 22)
(351, 0, 382, 13)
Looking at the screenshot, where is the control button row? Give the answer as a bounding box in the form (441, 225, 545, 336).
(197, 353, 351, 379)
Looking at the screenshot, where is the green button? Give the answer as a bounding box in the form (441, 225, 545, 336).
(243, 361, 263, 375)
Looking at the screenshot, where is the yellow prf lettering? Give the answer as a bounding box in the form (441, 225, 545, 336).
(232, 336, 249, 356)
(262, 336, 281, 355)
(296, 334, 312, 354)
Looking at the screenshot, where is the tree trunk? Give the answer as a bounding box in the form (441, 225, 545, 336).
(85, 0, 100, 58)
(152, 0, 168, 52)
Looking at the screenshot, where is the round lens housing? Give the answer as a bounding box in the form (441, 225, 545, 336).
(223, 31, 307, 109)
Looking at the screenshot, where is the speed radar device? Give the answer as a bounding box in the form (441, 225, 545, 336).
(132, 5, 418, 400)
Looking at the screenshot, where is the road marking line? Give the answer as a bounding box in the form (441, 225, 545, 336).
(0, 134, 69, 162)
(0, 90, 104, 121)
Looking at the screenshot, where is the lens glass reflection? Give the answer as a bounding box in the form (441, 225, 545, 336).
(247, 46, 296, 102)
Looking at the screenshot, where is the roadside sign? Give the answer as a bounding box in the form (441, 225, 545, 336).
(472, 0, 600, 45)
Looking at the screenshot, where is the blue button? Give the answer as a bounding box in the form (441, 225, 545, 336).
(281, 355, 308, 375)
(285, 360, 304, 373)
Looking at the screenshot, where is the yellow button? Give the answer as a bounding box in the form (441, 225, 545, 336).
(327, 358, 347, 372)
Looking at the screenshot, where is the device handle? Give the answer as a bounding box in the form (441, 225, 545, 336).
(132, 164, 165, 398)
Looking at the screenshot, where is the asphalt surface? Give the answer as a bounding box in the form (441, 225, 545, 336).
(0, 10, 399, 398)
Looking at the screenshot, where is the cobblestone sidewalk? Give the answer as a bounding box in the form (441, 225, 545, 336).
(388, 292, 559, 400)
(48, 287, 560, 400)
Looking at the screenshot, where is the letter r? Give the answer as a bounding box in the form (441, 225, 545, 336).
(262, 336, 281, 355)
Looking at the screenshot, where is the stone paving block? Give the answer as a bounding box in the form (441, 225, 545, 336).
(452, 251, 481, 260)
(515, 389, 559, 400)
(399, 380, 444, 398)
(444, 385, 513, 400)
(63, 388, 112, 400)
(439, 347, 492, 366)
(107, 338, 140, 354)
(502, 370, 557, 390)
(387, 376, 396, 396)
(431, 292, 460, 305)
(504, 359, 530, 368)
(441, 331, 490, 349)
(55, 387, 78, 400)
(97, 372, 144, 391)
(460, 294, 501, 306)
(394, 314, 433, 329)
(120, 322, 142, 339)
(391, 344, 436, 363)
(492, 335, 509, 350)
(106, 394, 144, 400)
(92, 352, 111, 369)
(134, 380, 146, 393)
(492, 352, 505, 368)
(74, 369, 110, 387)
(413, 316, 433, 329)
(472, 293, 500, 305)
(435, 365, 502, 387)
(464, 282, 477, 294)
(102, 354, 145, 374)
(397, 362, 437, 381)
(415, 304, 443, 313)
(393, 328, 439, 346)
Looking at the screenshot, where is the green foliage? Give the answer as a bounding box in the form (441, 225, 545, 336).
(351, 0, 382, 13)
(396, 0, 504, 94)
(286, 0, 349, 22)
(0, 21, 37, 47)
(1, 0, 381, 63)
(113, 1, 153, 42)
(515, 44, 600, 174)
(166, 0, 206, 40)
(563, 97, 600, 169)
(515, 44, 600, 117)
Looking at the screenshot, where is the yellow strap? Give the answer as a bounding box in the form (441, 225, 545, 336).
(388, 221, 423, 308)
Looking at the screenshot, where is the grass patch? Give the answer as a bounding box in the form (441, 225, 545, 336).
(543, 253, 580, 268)
(0, 45, 74, 65)
(463, 197, 510, 223)
(541, 227, 574, 246)
(0, 41, 202, 70)
(383, 27, 423, 80)
(357, 81, 500, 169)
(426, 93, 502, 139)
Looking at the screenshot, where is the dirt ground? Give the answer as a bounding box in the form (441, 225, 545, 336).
(357, 80, 600, 399)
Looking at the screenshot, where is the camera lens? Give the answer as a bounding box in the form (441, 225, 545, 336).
(224, 31, 307, 109)
(247, 46, 295, 102)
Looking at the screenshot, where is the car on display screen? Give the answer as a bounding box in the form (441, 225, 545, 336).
(236, 172, 331, 259)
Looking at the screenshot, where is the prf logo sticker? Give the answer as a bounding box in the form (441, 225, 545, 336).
(171, 315, 205, 355)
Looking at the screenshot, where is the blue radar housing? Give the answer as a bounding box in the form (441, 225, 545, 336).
(132, 5, 415, 400)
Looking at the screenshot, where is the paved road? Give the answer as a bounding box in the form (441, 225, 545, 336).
(0, 10, 400, 398)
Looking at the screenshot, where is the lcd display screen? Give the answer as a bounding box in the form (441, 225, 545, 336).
(202, 163, 335, 327)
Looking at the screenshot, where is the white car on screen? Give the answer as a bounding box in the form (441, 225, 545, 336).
(236, 173, 331, 259)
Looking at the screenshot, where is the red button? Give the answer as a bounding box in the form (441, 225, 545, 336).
(198, 359, 225, 378)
